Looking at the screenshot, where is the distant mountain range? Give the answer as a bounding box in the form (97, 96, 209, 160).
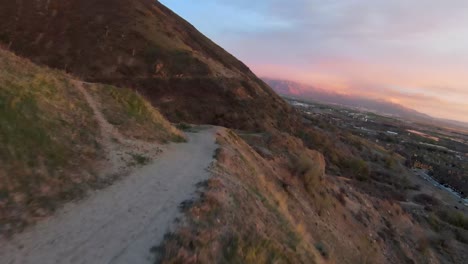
(264, 78, 468, 130)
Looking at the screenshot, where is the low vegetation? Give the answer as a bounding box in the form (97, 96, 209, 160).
(157, 102, 468, 263)
(157, 129, 433, 263)
(314, 242, 329, 259)
(87, 84, 184, 143)
(338, 158, 370, 181)
(129, 153, 151, 166)
(292, 151, 325, 194)
(155, 130, 318, 263)
(437, 209, 468, 230)
(0, 49, 101, 235)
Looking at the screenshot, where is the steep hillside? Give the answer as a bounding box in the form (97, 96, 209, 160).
(0, 0, 294, 131)
(156, 128, 468, 263)
(0, 47, 182, 235)
(156, 130, 418, 263)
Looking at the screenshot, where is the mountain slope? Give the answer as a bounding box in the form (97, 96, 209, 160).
(264, 78, 431, 119)
(0, 0, 293, 131)
(157, 128, 468, 264)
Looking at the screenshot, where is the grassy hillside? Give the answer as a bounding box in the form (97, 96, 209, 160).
(0, 0, 296, 131)
(87, 83, 184, 143)
(155, 130, 322, 263)
(156, 128, 468, 263)
(0, 48, 181, 235)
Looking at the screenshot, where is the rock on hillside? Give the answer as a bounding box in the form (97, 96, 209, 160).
(0, 0, 294, 131)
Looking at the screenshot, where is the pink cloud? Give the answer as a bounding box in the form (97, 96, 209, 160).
(163, 0, 468, 123)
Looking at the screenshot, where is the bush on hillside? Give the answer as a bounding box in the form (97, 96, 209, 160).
(341, 158, 370, 181)
(437, 209, 468, 230)
(293, 151, 326, 194)
(413, 193, 440, 207)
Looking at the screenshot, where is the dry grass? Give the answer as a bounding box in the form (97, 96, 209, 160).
(292, 151, 325, 194)
(0, 48, 183, 236)
(437, 209, 468, 230)
(156, 129, 317, 263)
(87, 84, 184, 143)
(155, 128, 458, 263)
(0, 49, 100, 235)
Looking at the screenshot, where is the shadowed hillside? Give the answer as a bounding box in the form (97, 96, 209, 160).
(0, 0, 295, 131)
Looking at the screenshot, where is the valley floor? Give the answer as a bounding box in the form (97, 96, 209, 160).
(0, 128, 218, 264)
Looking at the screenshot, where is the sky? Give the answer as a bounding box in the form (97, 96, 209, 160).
(160, 0, 468, 123)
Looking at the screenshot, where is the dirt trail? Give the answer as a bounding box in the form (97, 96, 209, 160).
(0, 128, 218, 264)
(74, 81, 163, 176)
(0, 80, 219, 263)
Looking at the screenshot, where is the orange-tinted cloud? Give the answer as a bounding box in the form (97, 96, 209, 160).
(163, 0, 468, 122)
(250, 57, 468, 122)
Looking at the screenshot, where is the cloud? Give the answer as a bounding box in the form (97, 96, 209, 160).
(161, 0, 468, 122)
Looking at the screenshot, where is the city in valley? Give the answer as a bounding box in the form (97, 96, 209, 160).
(288, 97, 468, 210)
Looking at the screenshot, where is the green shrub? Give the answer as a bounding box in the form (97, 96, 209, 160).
(176, 123, 192, 131)
(437, 209, 468, 230)
(315, 242, 329, 258)
(384, 155, 396, 169)
(293, 153, 324, 193)
(427, 214, 443, 232)
(130, 153, 150, 165)
(341, 158, 370, 181)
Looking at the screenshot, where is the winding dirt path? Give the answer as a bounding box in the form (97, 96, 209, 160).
(0, 80, 219, 263)
(0, 128, 218, 264)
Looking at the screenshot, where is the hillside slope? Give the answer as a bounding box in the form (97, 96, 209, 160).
(0, 0, 294, 131)
(157, 128, 468, 263)
(0, 47, 182, 235)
